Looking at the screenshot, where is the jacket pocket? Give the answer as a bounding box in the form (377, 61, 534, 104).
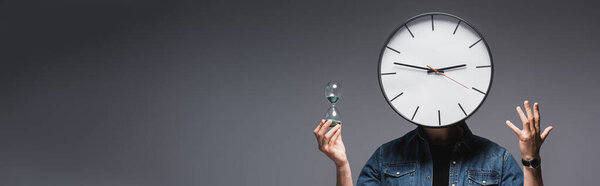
(468, 169, 500, 186)
(383, 163, 416, 186)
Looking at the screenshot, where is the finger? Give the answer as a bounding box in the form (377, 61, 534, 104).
(524, 100, 535, 132)
(323, 125, 340, 146)
(533, 102, 541, 133)
(516, 106, 531, 132)
(324, 124, 341, 142)
(315, 120, 326, 142)
(318, 120, 332, 136)
(314, 119, 325, 135)
(330, 126, 342, 144)
(316, 120, 329, 146)
(505, 120, 521, 135)
(541, 126, 553, 142)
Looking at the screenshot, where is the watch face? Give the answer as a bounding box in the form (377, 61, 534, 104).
(378, 13, 493, 127)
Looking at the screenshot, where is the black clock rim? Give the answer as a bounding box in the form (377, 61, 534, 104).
(377, 12, 494, 128)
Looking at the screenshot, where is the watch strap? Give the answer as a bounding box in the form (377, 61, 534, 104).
(521, 157, 540, 168)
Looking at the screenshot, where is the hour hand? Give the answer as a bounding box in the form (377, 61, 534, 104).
(393, 62, 430, 71)
(427, 64, 466, 74)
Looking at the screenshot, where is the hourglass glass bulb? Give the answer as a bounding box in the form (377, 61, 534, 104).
(325, 107, 341, 126)
(325, 82, 341, 104)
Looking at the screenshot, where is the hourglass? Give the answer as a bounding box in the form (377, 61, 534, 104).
(324, 82, 341, 127)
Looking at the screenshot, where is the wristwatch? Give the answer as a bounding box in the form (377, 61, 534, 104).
(522, 157, 540, 168)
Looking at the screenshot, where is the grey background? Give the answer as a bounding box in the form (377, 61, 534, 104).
(0, 0, 598, 185)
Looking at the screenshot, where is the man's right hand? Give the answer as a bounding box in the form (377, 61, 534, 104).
(313, 119, 348, 167)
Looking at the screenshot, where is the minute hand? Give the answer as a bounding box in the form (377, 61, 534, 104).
(393, 62, 430, 71)
(427, 64, 466, 74)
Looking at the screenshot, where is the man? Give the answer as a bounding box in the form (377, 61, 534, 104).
(313, 100, 553, 186)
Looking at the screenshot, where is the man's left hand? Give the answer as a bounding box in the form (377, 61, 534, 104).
(505, 100, 554, 160)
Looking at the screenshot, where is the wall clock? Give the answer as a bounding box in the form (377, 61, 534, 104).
(378, 12, 493, 127)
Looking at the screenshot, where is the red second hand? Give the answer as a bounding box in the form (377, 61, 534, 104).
(426, 65, 469, 89)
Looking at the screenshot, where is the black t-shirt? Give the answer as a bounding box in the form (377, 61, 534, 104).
(430, 143, 455, 186)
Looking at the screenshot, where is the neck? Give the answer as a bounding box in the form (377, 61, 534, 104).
(422, 125, 463, 145)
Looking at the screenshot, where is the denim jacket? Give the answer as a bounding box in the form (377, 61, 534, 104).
(357, 123, 523, 186)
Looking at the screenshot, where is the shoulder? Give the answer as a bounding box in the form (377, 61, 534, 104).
(375, 128, 421, 162)
(379, 128, 418, 150)
(468, 134, 518, 164)
(470, 135, 507, 152)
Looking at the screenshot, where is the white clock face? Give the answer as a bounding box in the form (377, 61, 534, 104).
(378, 13, 493, 127)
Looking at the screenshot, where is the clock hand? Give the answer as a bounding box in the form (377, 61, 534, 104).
(426, 65, 469, 89)
(427, 64, 466, 74)
(394, 62, 431, 71)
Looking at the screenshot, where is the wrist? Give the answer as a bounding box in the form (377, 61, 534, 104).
(335, 160, 350, 169)
(521, 153, 540, 161)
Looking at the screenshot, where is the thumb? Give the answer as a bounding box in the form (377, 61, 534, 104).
(541, 126, 554, 142)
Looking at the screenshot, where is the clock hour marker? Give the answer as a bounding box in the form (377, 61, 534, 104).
(469, 39, 482, 48)
(472, 87, 486, 95)
(431, 15, 434, 31)
(411, 106, 419, 120)
(390, 92, 403, 102)
(476, 65, 491, 68)
(453, 20, 461, 35)
(381, 72, 396, 75)
(404, 24, 415, 38)
(386, 46, 401, 54)
(438, 110, 441, 125)
(458, 103, 467, 116)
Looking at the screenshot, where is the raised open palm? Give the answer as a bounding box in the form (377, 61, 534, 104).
(505, 100, 554, 160)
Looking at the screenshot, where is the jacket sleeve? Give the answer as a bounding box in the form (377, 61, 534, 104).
(501, 150, 524, 186)
(356, 146, 382, 186)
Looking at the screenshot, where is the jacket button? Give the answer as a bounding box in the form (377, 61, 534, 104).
(482, 180, 486, 184)
(452, 161, 456, 165)
(396, 171, 400, 175)
(426, 176, 430, 180)
(452, 184, 455, 186)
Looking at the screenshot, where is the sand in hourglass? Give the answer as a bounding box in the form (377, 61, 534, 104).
(327, 96, 339, 103)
